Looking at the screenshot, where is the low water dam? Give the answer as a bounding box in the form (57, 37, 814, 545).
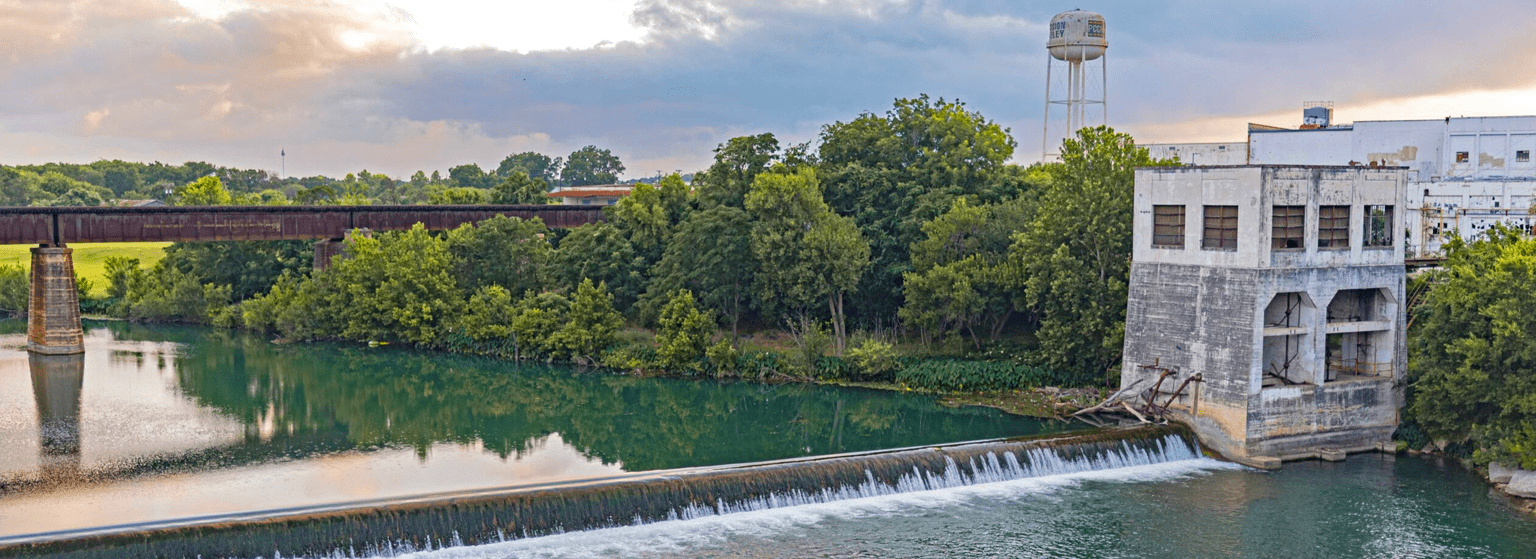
(3, 426, 1196, 557)
(2, 322, 1534, 558)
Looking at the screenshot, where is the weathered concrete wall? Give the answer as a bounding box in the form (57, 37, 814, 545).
(1122, 262, 1259, 458)
(1246, 377, 1397, 458)
(27, 247, 82, 355)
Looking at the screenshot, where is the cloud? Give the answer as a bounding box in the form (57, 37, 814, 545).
(1, 0, 1534, 178)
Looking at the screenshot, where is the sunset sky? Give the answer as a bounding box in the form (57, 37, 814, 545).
(3, 0, 1533, 179)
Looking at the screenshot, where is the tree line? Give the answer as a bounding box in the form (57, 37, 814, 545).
(85, 96, 1170, 390)
(0, 145, 631, 207)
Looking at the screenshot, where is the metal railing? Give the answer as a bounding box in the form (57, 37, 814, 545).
(1326, 357, 1392, 379)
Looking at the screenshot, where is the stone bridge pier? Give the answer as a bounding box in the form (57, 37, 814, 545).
(28, 245, 84, 355)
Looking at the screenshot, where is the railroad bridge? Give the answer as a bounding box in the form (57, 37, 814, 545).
(0, 205, 604, 355)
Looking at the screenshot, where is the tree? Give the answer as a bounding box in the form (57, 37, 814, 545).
(643, 206, 755, 341)
(429, 187, 490, 205)
(550, 222, 646, 312)
(460, 285, 517, 343)
(174, 176, 233, 206)
(449, 163, 495, 189)
(803, 212, 869, 355)
(746, 168, 828, 320)
(1006, 126, 1175, 379)
(610, 173, 690, 263)
(553, 279, 622, 362)
(446, 215, 551, 296)
(817, 95, 1022, 324)
(901, 197, 1030, 346)
(491, 171, 549, 204)
(745, 167, 869, 353)
(331, 224, 463, 345)
(561, 146, 625, 186)
(1408, 227, 1536, 469)
(694, 133, 779, 209)
(497, 152, 558, 182)
(654, 290, 715, 372)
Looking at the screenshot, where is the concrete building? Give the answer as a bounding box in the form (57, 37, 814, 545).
(1121, 165, 1407, 467)
(1144, 109, 1536, 257)
(546, 185, 635, 206)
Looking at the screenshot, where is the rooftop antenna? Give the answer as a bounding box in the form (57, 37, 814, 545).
(280, 148, 286, 179)
(1042, 9, 1109, 161)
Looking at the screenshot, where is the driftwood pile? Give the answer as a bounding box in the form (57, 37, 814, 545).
(1073, 364, 1202, 428)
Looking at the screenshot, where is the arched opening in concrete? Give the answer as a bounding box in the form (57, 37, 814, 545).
(1262, 292, 1316, 386)
(1324, 288, 1397, 382)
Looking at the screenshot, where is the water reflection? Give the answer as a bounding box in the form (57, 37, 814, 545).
(0, 321, 1066, 537)
(30, 354, 84, 483)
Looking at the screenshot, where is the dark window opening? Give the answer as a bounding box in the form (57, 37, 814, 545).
(1364, 205, 1394, 248)
(1152, 205, 1185, 248)
(1456, 151, 1470, 163)
(1202, 205, 1239, 250)
(1271, 205, 1304, 249)
(1318, 205, 1350, 249)
(1519, 150, 1532, 163)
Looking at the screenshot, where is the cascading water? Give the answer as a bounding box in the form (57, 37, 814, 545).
(1, 425, 1208, 559)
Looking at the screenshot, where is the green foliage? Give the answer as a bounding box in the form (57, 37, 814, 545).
(158, 240, 311, 301)
(460, 285, 517, 343)
(0, 264, 27, 316)
(429, 187, 490, 205)
(446, 215, 550, 296)
(550, 222, 645, 312)
(511, 291, 571, 359)
(845, 338, 899, 380)
(1408, 226, 1536, 468)
(491, 171, 549, 204)
(654, 290, 715, 373)
(642, 206, 755, 337)
(449, 163, 496, 189)
(817, 95, 1023, 322)
(705, 339, 740, 377)
(497, 152, 558, 182)
(1007, 126, 1175, 380)
(174, 176, 234, 206)
(553, 279, 623, 362)
(694, 133, 780, 209)
(746, 168, 832, 318)
(561, 145, 625, 186)
(895, 360, 1058, 392)
(611, 174, 690, 263)
(332, 225, 463, 344)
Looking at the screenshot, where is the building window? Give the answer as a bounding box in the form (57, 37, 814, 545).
(1519, 150, 1531, 163)
(1364, 205, 1394, 248)
(1456, 151, 1470, 163)
(1202, 205, 1238, 250)
(1318, 205, 1351, 249)
(1152, 205, 1185, 248)
(1086, 21, 1104, 37)
(1271, 205, 1304, 249)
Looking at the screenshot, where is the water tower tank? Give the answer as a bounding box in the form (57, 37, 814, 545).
(1046, 10, 1107, 61)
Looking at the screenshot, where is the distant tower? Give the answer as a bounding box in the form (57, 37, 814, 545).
(1042, 10, 1108, 161)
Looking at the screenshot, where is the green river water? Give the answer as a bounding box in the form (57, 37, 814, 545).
(1, 321, 1534, 558)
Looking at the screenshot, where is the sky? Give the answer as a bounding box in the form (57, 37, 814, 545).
(2, 0, 1534, 180)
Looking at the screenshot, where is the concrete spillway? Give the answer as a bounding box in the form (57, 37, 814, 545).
(1, 425, 1206, 559)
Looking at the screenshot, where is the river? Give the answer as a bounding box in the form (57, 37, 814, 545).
(1, 321, 1534, 558)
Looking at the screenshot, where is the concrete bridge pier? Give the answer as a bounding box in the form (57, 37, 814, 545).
(27, 245, 84, 355)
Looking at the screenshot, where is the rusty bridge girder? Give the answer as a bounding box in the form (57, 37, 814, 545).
(0, 205, 605, 246)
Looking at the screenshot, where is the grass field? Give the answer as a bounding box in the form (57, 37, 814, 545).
(0, 242, 171, 296)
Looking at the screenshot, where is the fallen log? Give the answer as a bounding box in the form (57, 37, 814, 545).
(1072, 377, 1150, 417)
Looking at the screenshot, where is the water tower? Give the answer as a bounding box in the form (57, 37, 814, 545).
(1041, 10, 1108, 161)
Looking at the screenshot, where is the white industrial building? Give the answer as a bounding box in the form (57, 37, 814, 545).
(1146, 108, 1536, 257)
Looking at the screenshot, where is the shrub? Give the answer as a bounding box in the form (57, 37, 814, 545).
(654, 290, 714, 373)
(895, 359, 1058, 392)
(845, 339, 900, 380)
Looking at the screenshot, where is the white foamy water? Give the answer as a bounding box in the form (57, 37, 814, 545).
(338, 436, 1245, 559)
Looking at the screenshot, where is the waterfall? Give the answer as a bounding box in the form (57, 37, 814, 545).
(1, 425, 1204, 559)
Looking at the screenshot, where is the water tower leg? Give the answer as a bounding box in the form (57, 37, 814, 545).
(27, 245, 84, 355)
